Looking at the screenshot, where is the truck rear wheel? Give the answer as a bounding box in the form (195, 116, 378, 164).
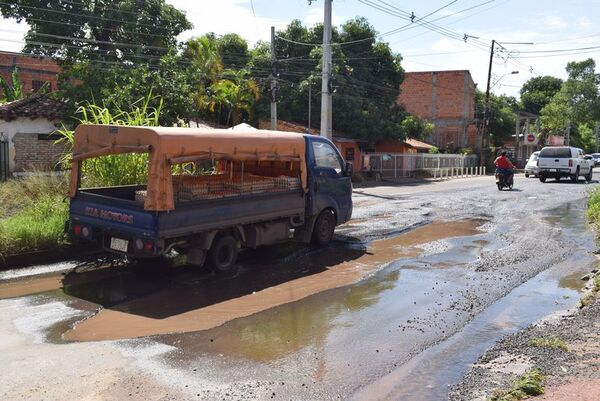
(312, 209, 336, 245)
(209, 234, 238, 273)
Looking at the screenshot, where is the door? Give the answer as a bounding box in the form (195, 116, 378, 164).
(307, 137, 352, 223)
(0, 138, 8, 181)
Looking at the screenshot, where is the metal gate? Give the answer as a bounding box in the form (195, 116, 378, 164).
(0, 139, 8, 181)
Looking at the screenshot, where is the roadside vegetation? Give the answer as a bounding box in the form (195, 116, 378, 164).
(530, 337, 568, 351)
(488, 369, 544, 401)
(0, 175, 69, 258)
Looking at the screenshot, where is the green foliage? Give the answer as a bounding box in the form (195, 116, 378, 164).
(400, 116, 434, 140)
(57, 92, 162, 187)
(489, 369, 544, 401)
(587, 186, 600, 230)
(530, 337, 568, 351)
(252, 18, 406, 143)
(0, 67, 23, 102)
(0, 0, 191, 63)
(0, 175, 69, 257)
(459, 147, 474, 155)
(520, 75, 563, 115)
(428, 146, 440, 154)
(541, 58, 600, 152)
(477, 91, 518, 145)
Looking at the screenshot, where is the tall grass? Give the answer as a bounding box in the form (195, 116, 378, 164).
(57, 92, 163, 187)
(587, 186, 600, 230)
(0, 175, 69, 257)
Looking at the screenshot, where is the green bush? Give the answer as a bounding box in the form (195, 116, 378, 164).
(57, 92, 162, 187)
(587, 186, 600, 230)
(0, 193, 68, 258)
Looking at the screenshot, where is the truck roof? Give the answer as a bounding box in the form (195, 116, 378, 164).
(69, 124, 308, 211)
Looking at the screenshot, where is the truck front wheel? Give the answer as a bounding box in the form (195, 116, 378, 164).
(312, 209, 336, 245)
(209, 235, 238, 273)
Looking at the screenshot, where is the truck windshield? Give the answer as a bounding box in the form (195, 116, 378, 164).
(539, 148, 571, 158)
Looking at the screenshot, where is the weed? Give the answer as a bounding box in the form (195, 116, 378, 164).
(530, 337, 568, 351)
(489, 369, 544, 401)
(580, 274, 600, 308)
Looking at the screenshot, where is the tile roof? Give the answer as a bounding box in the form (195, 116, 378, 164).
(404, 138, 435, 150)
(0, 95, 67, 122)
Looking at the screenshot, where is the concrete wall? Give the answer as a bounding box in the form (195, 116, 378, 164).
(0, 117, 66, 173)
(398, 70, 478, 151)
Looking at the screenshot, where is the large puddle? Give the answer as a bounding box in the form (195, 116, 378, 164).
(0, 219, 484, 342)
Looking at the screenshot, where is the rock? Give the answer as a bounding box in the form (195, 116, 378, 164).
(581, 274, 591, 281)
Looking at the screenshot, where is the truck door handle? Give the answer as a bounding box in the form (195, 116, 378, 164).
(555, 159, 559, 162)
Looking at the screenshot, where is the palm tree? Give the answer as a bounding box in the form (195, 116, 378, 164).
(210, 69, 260, 126)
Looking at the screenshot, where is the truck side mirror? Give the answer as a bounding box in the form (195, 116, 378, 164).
(345, 161, 354, 177)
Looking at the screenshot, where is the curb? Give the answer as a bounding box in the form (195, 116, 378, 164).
(0, 245, 104, 271)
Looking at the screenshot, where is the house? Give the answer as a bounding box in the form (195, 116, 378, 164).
(258, 119, 364, 172)
(398, 70, 478, 151)
(374, 138, 436, 154)
(0, 95, 68, 175)
(0, 51, 61, 95)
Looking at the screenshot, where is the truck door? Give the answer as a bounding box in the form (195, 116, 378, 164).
(307, 137, 352, 223)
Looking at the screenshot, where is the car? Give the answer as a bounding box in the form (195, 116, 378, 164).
(524, 151, 540, 178)
(591, 153, 600, 167)
(537, 146, 593, 183)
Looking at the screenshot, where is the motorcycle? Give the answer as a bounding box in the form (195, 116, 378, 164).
(495, 170, 514, 191)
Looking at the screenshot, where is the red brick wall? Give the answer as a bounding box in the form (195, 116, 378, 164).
(13, 133, 67, 171)
(398, 70, 478, 150)
(0, 52, 60, 95)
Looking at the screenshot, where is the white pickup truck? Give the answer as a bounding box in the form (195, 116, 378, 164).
(537, 146, 593, 183)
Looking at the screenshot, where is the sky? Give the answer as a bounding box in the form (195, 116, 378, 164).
(2, 0, 599, 98)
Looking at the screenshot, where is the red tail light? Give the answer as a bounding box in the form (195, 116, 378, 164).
(144, 240, 154, 251)
(569, 160, 573, 167)
(536, 160, 539, 167)
(73, 224, 82, 236)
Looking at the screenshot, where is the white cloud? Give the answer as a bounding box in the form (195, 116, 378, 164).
(534, 15, 568, 29)
(0, 18, 29, 53)
(577, 16, 592, 30)
(167, 0, 287, 45)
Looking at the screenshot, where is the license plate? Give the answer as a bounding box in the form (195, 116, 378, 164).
(549, 169, 556, 172)
(110, 237, 128, 252)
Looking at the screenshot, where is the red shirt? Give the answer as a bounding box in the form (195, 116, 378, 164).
(494, 155, 514, 169)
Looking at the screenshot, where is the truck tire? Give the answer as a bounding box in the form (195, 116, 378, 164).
(586, 168, 593, 182)
(571, 167, 579, 182)
(312, 209, 336, 245)
(209, 235, 238, 273)
(539, 175, 546, 183)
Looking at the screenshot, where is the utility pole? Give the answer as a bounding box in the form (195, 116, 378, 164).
(308, 83, 312, 131)
(481, 39, 495, 167)
(270, 26, 277, 130)
(320, 0, 333, 139)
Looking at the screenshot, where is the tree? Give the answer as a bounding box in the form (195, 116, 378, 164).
(250, 18, 406, 144)
(519, 75, 563, 115)
(399, 116, 434, 140)
(475, 90, 518, 145)
(541, 58, 600, 151)
(0, 0, 191, 64)
(209, 69, 259, 126)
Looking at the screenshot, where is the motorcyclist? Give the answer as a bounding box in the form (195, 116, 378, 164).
(494, 151, 515, 176)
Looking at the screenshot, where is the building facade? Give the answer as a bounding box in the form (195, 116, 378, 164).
(398, 70, 479, 151)
(0, 51, 60, 96)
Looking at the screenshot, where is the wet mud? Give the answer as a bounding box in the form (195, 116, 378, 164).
(62, 219, 484, 341)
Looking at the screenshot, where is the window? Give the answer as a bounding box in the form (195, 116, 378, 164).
(539, 147, 571, 158)
(345, 147, 355, 161)
(32, 80, 49, 91)
(312, 141, 343, 174)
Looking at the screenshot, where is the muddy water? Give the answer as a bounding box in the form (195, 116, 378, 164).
(63, 219, 484, 341)
(352, 201, 597, 401)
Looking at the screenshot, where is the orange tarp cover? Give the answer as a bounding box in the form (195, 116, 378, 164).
(69, 124, 308, 211)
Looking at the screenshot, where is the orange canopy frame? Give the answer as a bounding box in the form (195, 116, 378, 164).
(69, 124, 308, 211)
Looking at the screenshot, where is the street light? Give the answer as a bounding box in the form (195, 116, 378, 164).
(491, 70, 519, 89)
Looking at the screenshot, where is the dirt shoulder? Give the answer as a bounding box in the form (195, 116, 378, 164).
(449, 271, 600, 401)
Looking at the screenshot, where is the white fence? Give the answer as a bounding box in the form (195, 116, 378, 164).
(366, 152, 482, 179)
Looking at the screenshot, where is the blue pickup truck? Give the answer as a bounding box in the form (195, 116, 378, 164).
(68, 125, 353, 272)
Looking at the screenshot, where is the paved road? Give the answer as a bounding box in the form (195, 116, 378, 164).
(0, 173, 598, 401)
